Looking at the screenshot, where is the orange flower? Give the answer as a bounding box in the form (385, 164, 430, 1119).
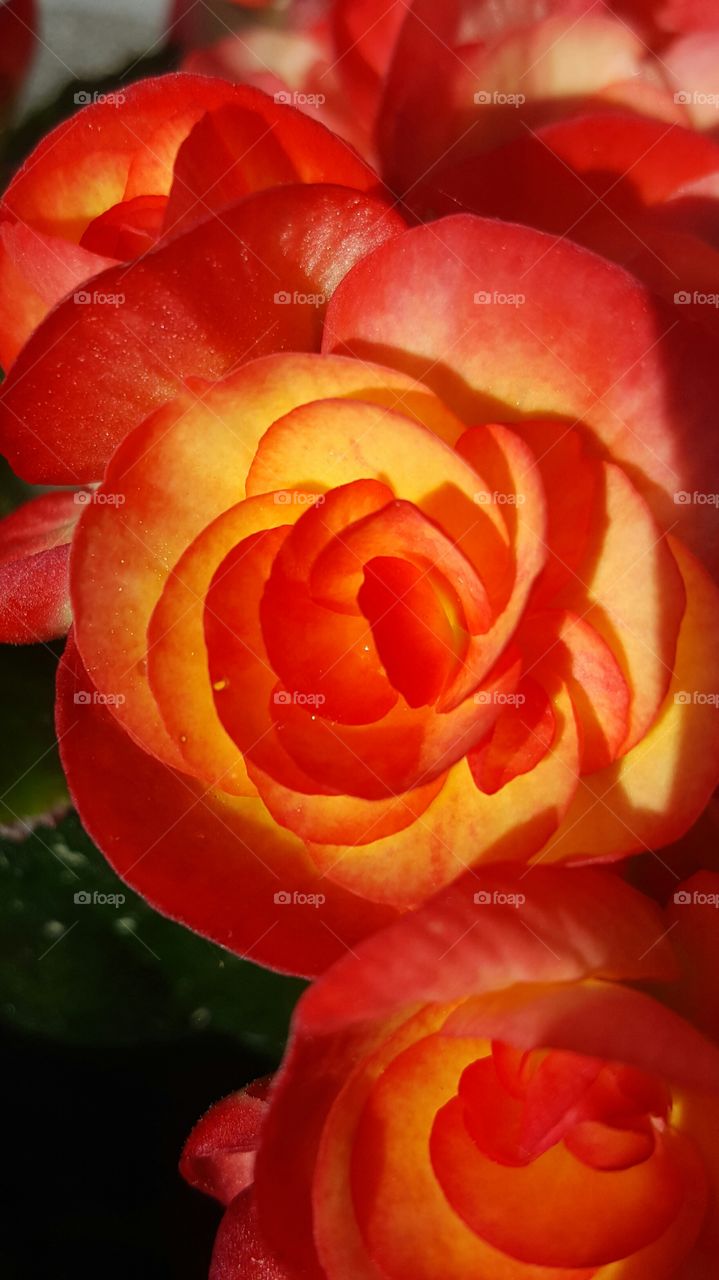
(182, 867, 719, 1279)
(54, 216, 719, 975)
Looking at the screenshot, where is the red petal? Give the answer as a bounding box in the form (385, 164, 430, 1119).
(668, 870, 719, 1043)
(2, 74, 240, 240)
(0, 220, 116, 370)
(248, 759, 446, 848)
(180, 1081, 271, 1206)
(210, 1191, 295, 1280)
(358, 554, 458, 707)
(408, 114, 719, 327)
(564, 1119, 655, 1171)
(0, 491, 79, 643)
(164, 89, 377, 237)
(0, 186, 403, 483)
(324, 214, 719, 573)
(79, 195, 167, 259)
(257, 481, 399, 727)
(331, 0, 407, 120)
(518, 610, 631, 773)
(444, 983, 719, 1095)
(430, 1092, 683, 1267)
(378, 0, 463, 191)
(467, 677, 555, 794)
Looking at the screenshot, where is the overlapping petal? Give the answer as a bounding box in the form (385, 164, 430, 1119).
(44, 213, 719, 968)
(0, 186, 402, 483)
(0, 73, 381, 373)
(224, 867, 719, 1280)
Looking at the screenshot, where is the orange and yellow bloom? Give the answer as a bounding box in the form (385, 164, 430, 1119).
(47, 215, 719, 974)
(0, 19, 718, 1274)
(182, 867, 719, 1279)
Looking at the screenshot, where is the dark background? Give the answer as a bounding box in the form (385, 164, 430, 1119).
(0, 1030, 263, 1278)
(0, 797, 303, 1279)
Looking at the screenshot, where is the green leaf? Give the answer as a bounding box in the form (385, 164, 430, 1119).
(0, 810, 305, 1058)
(0, 455, 70, 830)
(0, 641, 69, 830)
(0, 455, 30, 516)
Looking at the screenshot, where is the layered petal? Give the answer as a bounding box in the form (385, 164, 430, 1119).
(254, 866, 684, 1276)
(56, 635, 396, 977)
(73, 354, 459, 771)
(537, 539, 719, 862)
(163, 88, 377, 237)
(0, 185, 403, 482)
(324, 214, 719, 571)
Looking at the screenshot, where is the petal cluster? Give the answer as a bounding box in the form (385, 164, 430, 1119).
(54, 214, 719, 970)
(1, 13, 718, 1278)
(182, 869, 719, 1279)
